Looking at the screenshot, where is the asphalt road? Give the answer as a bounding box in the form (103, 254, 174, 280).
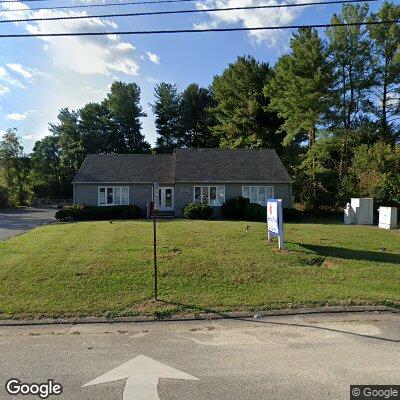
(0, 312, 399, 400)
(0, 208, 56, 241)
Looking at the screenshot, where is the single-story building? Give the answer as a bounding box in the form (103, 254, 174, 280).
(72, 148, 292, 217)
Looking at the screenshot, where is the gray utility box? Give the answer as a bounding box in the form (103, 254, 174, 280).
(344, 198, 374, 225)
(378, 207, 398, 230)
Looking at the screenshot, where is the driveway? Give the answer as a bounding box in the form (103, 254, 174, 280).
(0, 312, 398, 400)
(0, 207, 56, 241)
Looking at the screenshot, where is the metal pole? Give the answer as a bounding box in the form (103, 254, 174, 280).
(278, 199, 285, 250)
(153, 211, 158, 301)
(153, 195, 158, 301)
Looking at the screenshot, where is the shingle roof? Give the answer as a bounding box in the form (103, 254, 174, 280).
(72, 154, 175, 183)
(73, 148, 291, 184)
(174, 148, 291, 183)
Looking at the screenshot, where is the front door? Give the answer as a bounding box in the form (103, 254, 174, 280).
(158, 187, 174, 211)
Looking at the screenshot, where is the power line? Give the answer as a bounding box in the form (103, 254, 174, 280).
(0, 0, 377, 13)
(0, 19, 397, 38)
(0, 0, 56, 2)
(0, 0, 380, 24)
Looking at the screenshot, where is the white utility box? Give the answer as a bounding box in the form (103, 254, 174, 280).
(350, 198, 374, 225)
(344, 202, 354, 224)
(378, 207, 398, 230)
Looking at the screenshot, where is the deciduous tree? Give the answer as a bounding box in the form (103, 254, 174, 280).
(0, 129, 30, 205)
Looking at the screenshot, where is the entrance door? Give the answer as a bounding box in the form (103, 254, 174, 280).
(158, 187, 174, 211)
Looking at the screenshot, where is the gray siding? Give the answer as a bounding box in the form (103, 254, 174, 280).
(74, 182, 292, 218)
(174, 182, 292, 218)
(74, 183, 154, 216)
(73, 184, 98, 206)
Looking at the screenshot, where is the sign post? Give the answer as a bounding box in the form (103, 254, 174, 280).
(266, 199, 285, 250)
(152, 182, 159, 301)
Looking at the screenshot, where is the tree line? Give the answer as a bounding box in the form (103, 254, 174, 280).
(1, 2, 399, 209)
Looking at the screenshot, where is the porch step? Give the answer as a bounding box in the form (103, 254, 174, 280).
(154, 210, 175, 219)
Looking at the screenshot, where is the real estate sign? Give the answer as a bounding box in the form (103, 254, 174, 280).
(267, 199, 285, 250)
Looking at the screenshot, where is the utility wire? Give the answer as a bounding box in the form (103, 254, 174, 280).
(0, 0, 381, 24)
(0, 19, 397, 38)
(0, 0, 58, 2)
(0, 0, 378, 13)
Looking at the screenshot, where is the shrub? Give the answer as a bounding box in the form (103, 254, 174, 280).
(221, 196, 250, 220)
(283, 208, 302, 222)
(55, 205, 141, 221)
(244, 203, 266, 221)
(183, 202, 213, 220)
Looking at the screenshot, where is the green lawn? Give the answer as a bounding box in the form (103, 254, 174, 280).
(0, 219, 399, 318)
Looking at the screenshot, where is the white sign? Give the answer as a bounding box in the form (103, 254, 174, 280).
(267, 201, 279, 234)
(83, 355, 199, 400)
(266, 199, 285, 250)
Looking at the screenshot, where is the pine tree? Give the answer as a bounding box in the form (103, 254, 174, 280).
(265, 27, 333, 147)
(368, 1, 400, 144)
(211, 56, 283, 150)
(325, 4, 375, 177)
(180, 83, 218, 148)
(105, 81, 150, 153)
(151, 82, 182, 154)
(265, 27, 333, 206)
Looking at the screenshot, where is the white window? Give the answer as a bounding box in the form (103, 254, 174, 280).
(194, 186, 225, 206)
(98, 186, 129, 206)
(242, 186, 274, 206)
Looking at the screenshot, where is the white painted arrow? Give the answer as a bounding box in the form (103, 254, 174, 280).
(83, 355, 199, 400)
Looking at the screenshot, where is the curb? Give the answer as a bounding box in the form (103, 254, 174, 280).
(0, 305, 398, 327)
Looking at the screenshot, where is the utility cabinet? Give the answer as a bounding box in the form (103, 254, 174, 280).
(344, 198, 374, 225)
(378, 207, 398, 230)
(344, 203, 354, 225)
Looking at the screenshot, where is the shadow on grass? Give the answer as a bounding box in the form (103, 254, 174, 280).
(157, 299, 399, 344)
(294, 243, 400, 265)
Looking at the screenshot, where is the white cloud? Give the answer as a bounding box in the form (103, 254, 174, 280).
(23, 134, 35, 140)
(6, 110, 35, 121)
(1, 2, 140, 76)
(0, 65, 25, 88)
(0, 85, 10, 96)
(7, 63, 34, 79)
(115, 42, 135, 51)
(146, 77, 159, 84)
(147, 52, 160, 65)
(194, 0, 318, 45)
(6, 113, 27, 121)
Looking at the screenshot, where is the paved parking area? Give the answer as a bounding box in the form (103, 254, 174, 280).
(0, 207, 56, 241)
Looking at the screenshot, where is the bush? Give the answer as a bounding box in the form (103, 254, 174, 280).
(221, 196, 250, 219)
(55, 205, 141, 221)
(243, 203, 266, 221)
(283, 208, 302, 222)
(183, 202, 213, 220)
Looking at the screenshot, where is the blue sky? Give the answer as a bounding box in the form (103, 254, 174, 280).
(0, 0, 383, 152)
